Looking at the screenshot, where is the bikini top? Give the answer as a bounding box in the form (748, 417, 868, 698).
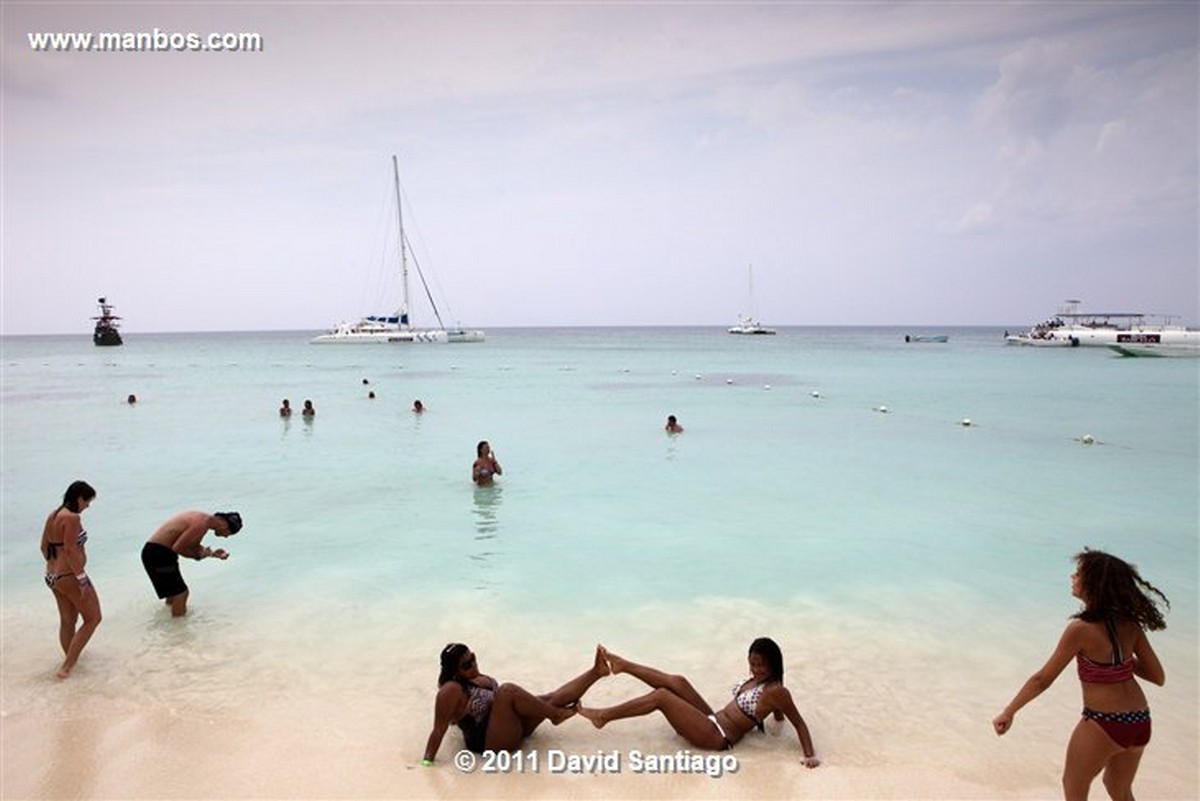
(44, 529, 88, 561)
(464, 682, 494, 722)
(1076, 617, 1135, 684)
(732, 679, 766, 723)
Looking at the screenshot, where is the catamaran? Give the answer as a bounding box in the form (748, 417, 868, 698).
(312, 156, 484, 344)
(727, 265, 776, 335)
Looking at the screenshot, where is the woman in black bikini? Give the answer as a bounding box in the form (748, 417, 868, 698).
(421, 643, 608, 764)
(39, 480, 102, 679)
(993, 549, 1169, 801)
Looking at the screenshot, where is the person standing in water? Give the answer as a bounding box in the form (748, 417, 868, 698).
(140, 510, 243, 617)
(40, 480, 102, 679)
(665, 415, 684, 433)
(993, 549, 1169, 801)
(472, 441, 502, 486)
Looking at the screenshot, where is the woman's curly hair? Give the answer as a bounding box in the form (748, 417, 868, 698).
(1072, 548, 1169, 631)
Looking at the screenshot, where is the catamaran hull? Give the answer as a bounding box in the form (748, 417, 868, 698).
(313, 328, 486, 344)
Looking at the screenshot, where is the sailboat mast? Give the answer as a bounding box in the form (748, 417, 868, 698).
(393, 154, 410, 329)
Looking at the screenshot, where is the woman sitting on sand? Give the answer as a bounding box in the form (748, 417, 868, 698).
(421, 644, 608, 763)
(578, 640, 820, 767)
(39, 480, 102, 679)
(993, 549, 1168, 801)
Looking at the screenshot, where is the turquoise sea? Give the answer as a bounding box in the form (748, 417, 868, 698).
(2, 327, 1196, 799)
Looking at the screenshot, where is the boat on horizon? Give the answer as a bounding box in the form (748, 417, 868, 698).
(1005, 300, 1199, 348)
(312, 156, 484, 345)
(905, 334, 948, 343)
(727, 265, 776, 335)
(92, 297, 122, 346)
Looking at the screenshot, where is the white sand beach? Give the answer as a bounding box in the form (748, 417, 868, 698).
(3, 594, 1195, 800)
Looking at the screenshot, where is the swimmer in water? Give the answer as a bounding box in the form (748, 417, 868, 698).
(472, 440, 502, 486)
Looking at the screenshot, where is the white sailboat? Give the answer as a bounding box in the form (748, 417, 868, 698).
(312, 156, 484, 344)
(727, 265, 776, 335)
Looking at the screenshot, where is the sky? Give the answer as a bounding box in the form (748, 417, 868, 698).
(2, 1, 1197, 334)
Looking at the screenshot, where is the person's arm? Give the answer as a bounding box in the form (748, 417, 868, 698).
(58, 512, 89, 585)
(770, 687, 819, 767)
(993, 622, 1081, 735)
(1132, 629, 1165, 686)
(172, 515, 214, 560)
(490, 456, 502, 476)
(39, 510, 56, 560)
(422, 685, 464, 764)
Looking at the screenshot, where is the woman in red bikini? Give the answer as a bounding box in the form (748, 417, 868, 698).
(993, 548, 1169, 800)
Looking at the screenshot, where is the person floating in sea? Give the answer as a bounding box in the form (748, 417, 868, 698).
(127, 394, 137, 405)
(413, 399, 424, 414)
(993, 548, 1169, 801)
(421, 643, 607, 764)
(279, 399, 292, 417)
(472, 440, 502, 486)
(665, 414, 684, 434)
(577, 640, 820, 767)
(140, 510, 243, 617)
(302, 399, 315, 417)
(40, 481, 101, 679)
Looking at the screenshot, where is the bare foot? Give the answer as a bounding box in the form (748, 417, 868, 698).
(56, 664, 72, 679)
(577, 706, 607, 729)
(600, 646, 626, 675)
(594, 644, 614, 676)
(549, 705, 577, 726)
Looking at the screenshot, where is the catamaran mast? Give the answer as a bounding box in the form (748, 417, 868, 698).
(393, 154, 410, 329)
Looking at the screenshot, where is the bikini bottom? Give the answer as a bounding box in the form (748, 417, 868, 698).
(44, 572, 70, 588)
(1082, 707, 1151, 749)
(707, 714, 733, 750)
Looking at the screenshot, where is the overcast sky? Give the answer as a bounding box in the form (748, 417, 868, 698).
(2, 2, 1197, 334)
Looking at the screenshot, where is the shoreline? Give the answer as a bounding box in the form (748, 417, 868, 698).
(3, 594, 1196, 800)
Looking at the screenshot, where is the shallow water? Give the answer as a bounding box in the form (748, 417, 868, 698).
(2, 327, 1196, 798)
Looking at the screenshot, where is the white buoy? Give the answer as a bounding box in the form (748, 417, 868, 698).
(695, 374, 702, 381)
(764, 384, 771, 390)
(726, 378, 734, 385)
(960, 418, 972, 427)
(875, 405, 889, 414)
(810, 391, 821, 398)
(1081, 434, 1095, 445)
